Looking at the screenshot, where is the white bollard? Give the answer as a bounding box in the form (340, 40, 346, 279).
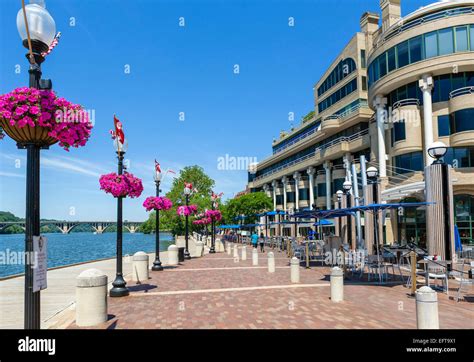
(416, 286, 439, 329)
(268, 252, 275, 273)
(167, 244, 179, 266)
(132, 251, 149, 284)
(330, 266, 344, 302)
(233, 245, 238, 258)
(227, 242, 232, 255)
(242, 246, 247, 261)
(290, 257, 300, 283)
(216, 240, 223, 252)
(252, 248, 259, 266)
(76, 269, 108, 327)
(195, 241, 204, 257)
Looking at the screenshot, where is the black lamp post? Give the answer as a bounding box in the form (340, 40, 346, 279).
(15, 0, 56, 329)
(366, 166, 379, 253)
(152, 170, 163, 271)
(110, 138, 129, 297)
(184, 185, 192, 260)
(209, 202, 216, 253)
(336, 190, 343, 237)
(343, 180, 352, 247)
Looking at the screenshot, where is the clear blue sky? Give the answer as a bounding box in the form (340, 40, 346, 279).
(0, 0, 430, 221)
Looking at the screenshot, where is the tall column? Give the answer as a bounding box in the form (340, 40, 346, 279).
(282, 176, 288, 212)
(271, 180, 278, 211)
(419, 74, 435, 166)
(373, 95, 387, 178)
(293, 172, 301, 211)
(307, 167, 315, 209)
(324, 161, 332, 210)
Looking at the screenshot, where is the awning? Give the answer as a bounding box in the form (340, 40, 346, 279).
(218, 224, 241, 229)
(314, 219, 334, 226)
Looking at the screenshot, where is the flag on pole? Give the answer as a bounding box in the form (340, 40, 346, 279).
(113, 115, 125, 144)
(41, 32, 61, 57)
(154, 159, 161, 173)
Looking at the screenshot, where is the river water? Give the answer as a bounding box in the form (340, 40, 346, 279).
(0, 232, 173, 278)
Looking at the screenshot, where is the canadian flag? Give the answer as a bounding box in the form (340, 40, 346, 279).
(113, 115, 125, 144)
(154, 159, 161, 173)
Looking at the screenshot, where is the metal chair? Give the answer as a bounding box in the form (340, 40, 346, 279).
(426, 260, 449, 295)
(450, 260, 473, 302)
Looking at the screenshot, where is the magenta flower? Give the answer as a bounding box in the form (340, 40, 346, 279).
(177, 205, 198, 217)
(143, 196, 173, 211)
(99, 172, 143, 198)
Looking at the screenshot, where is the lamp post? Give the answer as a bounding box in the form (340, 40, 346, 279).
(209, 202, 216, 254)
(16, 0, 56, 329)
(183, 185, 192, 260)
(366, 166, 379, 254)
(343, 180, 352, 247)
(336, 190, 343, 237)
(110, 138, 129, 297)
(427, 142, 452, 263)
(152, 170, 163, 271)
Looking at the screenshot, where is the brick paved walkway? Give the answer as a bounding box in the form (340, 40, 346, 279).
(68, 245, 473, 329)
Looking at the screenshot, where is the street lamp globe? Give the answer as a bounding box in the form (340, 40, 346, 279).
(153, 170, 162, 182)
(366, 166, 379, 179)
(113, 137, 128, 153)
(343, 180, 352, 192)
(336, 190, 343, 200)
(428, 141, 448, 162)
(184, 186, 192, 195)
(17, 0, 56, 53)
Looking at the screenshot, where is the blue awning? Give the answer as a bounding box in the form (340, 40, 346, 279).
(266, 210, 286, 216)
(218, 224, 241, 229)
(314, 219, 334, 226)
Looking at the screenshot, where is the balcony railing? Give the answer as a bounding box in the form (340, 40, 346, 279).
(254, 152, 316, 182)
(450, 86, 474, 99)
(315, 128, 369, 154)
(393, 98, 420, 109)
(272, 126, 319, 155)
(323, 101, 369, 122)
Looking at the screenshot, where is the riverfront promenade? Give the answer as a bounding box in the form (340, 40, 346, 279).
(63, 246, 472, 330)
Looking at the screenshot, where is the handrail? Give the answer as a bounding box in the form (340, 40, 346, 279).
(273, 126, 318, 155)
(392, 98, 420, 109)
(323, 101, 368, 122)
(315, 128, 369, 153)
(450, 86, 474, 99)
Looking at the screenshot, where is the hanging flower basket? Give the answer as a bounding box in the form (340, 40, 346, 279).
(0, 87, 93, 150)
(99, 172, 143, 198)
(193, 217, 211, 225)
(205, 209, 222, 221)
(177, 205, 198, 217)
(143, 196, 173, 211)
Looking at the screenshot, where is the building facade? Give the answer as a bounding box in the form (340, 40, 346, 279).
(247, 0, 474, 247)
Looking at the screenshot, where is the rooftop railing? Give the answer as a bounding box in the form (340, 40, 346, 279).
(322, 101, 368, 122)
(254, 152, 316, 182)
(315, 128, 369, 154)
(450, 86, 474, 99)
(272, 126, 319, 155)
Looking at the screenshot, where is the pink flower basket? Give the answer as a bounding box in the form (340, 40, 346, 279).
(0, 87, 93, 150)
(143, 196, 173, 211)
(99, 172, 143, 198)
(177, 205, 198, 217)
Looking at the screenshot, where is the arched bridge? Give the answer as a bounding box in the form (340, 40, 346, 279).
(0, 221, 144, 234)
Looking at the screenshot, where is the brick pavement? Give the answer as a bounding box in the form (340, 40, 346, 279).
(68, 245, 473, 329)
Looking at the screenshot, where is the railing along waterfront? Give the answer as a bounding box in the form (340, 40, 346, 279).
(254, 129, 369, 183)
(392, 98, 420, 109)
(450, 86, 474, 99)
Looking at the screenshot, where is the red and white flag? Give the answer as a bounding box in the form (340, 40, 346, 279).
(154, 159, 161, 173)
(41, 32, 61, 58)
(113, 115, 125, 144)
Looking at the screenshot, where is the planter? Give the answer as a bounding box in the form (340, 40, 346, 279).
(0, 117, 57, 146)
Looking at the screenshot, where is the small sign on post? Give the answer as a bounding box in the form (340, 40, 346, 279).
(33, 235, 47, 292)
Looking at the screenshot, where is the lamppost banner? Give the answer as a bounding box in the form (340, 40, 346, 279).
(33, 235, 47, 292)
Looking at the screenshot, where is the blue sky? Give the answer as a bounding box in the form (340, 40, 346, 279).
(0, 0, 430, 221)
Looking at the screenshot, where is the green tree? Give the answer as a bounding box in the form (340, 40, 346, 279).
(143, 165, 217, 236)
(221, 192, 272, 225)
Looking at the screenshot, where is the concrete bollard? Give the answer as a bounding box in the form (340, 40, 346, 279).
(290, 257, 300, 283)
(242, 246, 247, 261)
(267, 252, 275, 273)
(132, 251, 149, 284)
(416, 286, 439, 329)
(76, 269, 108, 327)
(195, 241, 204, 257)
(252, 248, 258, 266)
(227, 243, 232, 255)
(233, 245, 238, 258)
(167, 244, 179, 266)
(330, 266, 344, 302)
(216, 240, 223, 252)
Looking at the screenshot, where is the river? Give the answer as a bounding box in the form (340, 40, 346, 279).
(0, 232, 174, 278)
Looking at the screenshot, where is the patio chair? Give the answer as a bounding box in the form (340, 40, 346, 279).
(382, 248, 404, 281)
(426, 259, 449, 295)
(450, 260, 473, 302)
(403, 252, 426, 289)
(365, 254, 388, 283)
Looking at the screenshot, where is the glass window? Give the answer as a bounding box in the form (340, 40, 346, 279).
(379, 53, 387, 78)
(317, 184, 327, 197)
(452, 73, 466, 92)
(387, 47, 396, 72)
(410, 36, 423, 63)
(407, 82, 417, 99)
(362, 76, 367, 91)
(437, 115, 450, 137)
(373, 57, 380, 81)
(424, 31, 438, 58)
(299, 189, 309, 201)
(451, 108, 474, 133)
(438, 74, 451, 102)
(467, 72, 474, 87)
(394, 152, 423, 174)
(397, 40, 409, 68)
(439, 28, 454, 55)
(393, 121, 406, 142)
(455, 26, 469, 52)
(471, 26, 474, 51)
(361, 49, 366, 68)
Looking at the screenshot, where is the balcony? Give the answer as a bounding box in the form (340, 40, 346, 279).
(392, 98, 420, 110)
(272, 126, 319, 155)
(321, 101, 370, 131)
(253, 152, 316, 183)
(314, 129, 369, 160)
